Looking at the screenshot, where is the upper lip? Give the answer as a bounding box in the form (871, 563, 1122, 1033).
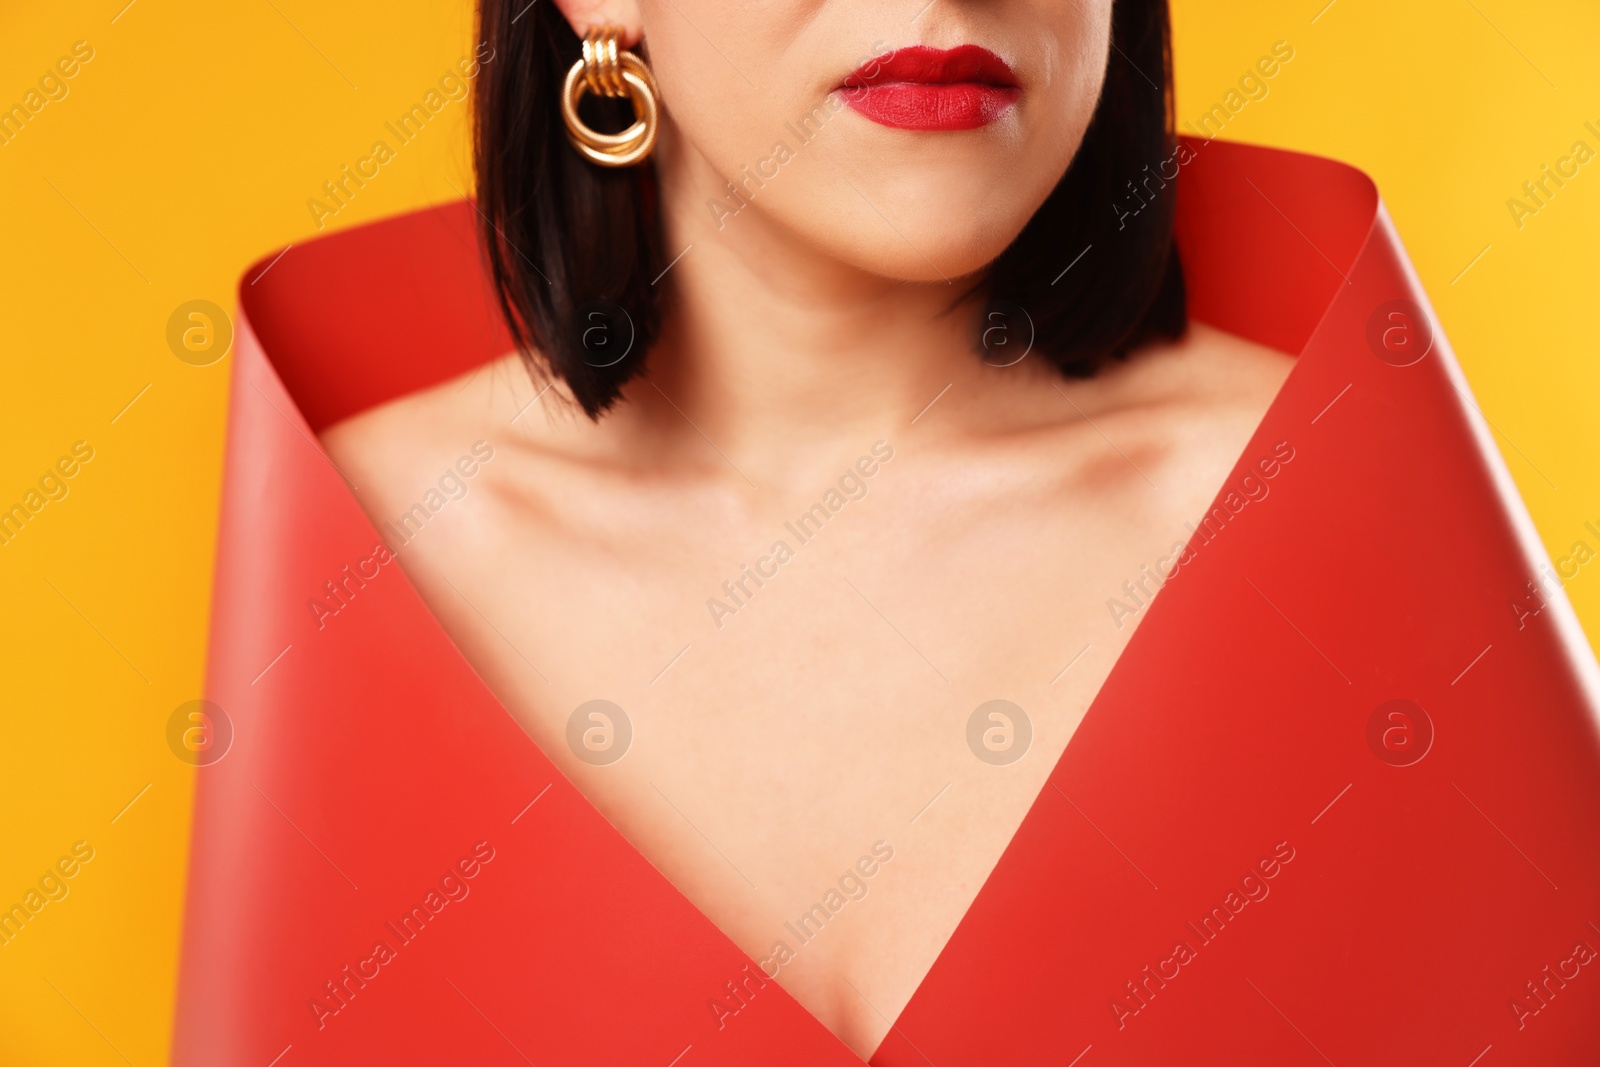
(841, 45, 1018, 90)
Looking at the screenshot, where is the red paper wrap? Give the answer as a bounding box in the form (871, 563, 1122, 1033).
(175, 140, 1600, 1066)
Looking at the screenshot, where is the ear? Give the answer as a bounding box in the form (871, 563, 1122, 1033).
(550, 0, 645, 48)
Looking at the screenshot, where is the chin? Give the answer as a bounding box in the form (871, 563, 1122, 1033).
(843, 236, 1008, 285)
(825, 182, 1034, 283)
(802, 119, 1071, 279)
(715, 150, 1030, 283)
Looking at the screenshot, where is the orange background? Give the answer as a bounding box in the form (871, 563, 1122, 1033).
(1, 1, 1596, 1062)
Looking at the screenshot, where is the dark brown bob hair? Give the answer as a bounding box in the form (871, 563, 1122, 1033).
(473, 1, 1185, 418)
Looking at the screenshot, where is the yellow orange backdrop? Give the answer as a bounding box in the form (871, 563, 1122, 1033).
(2, 1, 1596, 1062)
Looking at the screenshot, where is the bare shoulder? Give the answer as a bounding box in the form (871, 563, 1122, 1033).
(323, 354, 523, 450)
(1033, 321, 1296, 499)
(319, 353, 591, 481)
(1115, 321, 1294, 414)
(1082, 321, 1296, 435)
(317, 353, 560, 532)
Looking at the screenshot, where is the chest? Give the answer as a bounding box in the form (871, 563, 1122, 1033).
(388, 448, 1196, 1053)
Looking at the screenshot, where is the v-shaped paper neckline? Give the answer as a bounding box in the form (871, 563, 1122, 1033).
(313, 336, 1313, 1061)
(228, 137, 1380, 1063)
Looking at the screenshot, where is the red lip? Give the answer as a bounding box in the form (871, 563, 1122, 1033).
(838, 45, 1020, 131)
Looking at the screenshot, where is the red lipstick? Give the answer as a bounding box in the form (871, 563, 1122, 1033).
(838, 45, 1019, 131)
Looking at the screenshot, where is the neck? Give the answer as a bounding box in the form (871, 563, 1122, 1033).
(611, 124, 1000, 487)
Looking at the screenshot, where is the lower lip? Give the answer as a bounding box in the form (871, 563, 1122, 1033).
(839, 83, 1020, 131)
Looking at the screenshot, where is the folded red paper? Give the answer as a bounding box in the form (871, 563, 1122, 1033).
(175, 139, 1600, 1066)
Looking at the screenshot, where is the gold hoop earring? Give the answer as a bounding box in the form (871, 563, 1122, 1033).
(561, 27, 660, 168)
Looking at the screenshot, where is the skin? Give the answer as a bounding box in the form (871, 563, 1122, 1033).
(321, 0, 1295, 1056)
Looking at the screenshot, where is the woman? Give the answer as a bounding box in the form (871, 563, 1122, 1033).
(175, 1, 1600, 1064)
(332, 0, 1291, 1053)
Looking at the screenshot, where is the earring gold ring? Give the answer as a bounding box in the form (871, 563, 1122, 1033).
(562, 27, 660, 168)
